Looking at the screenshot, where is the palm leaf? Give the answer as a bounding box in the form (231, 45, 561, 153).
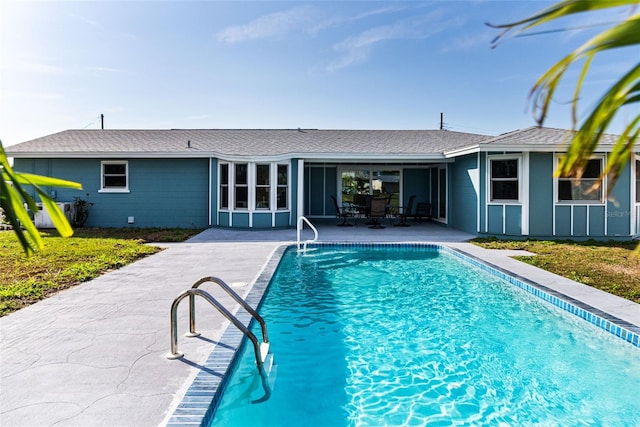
(1, 141, 82, 254)
(489, 0, 638, 44)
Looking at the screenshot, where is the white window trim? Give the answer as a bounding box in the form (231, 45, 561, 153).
(276, 163, 289, 210)
(487, 154, 522, 204)
(234, 163, 249, 210)
(554, 154, 606, 205)
(219, 162, 230, 210)
(99, 160, 130, 193)
(219, 161, 291, 212)
(255, 163, 271, 210)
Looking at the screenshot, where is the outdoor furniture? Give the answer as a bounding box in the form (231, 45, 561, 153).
(330, 195, 354, 226)
(353, 194, 373, 225)
(415, 202, 432, 222)
(368, 197, 387, 229)
(395, 195, 416, 227)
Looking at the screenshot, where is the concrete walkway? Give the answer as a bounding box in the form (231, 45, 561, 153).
(1, 221, 638, 426)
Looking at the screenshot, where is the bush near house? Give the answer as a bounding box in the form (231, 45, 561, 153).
(0, 228, 202, 316)
(472, 238, 640, 304)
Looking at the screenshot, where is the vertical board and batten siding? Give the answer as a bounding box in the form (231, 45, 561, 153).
(449, 154, 478, 234)
(14, 158, 210, 228)
(210, 158, 218, 227)
(528, 153, 554, 236)
(552, 156, 632, 238)
(217, 160, 297, 228)
(605, 159, 631, 236)
(483, 152, 524, 237)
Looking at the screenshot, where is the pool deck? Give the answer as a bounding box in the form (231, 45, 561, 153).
(1, 220, 638, 427)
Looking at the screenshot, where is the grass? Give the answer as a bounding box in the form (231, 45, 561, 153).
(0, 228, 203, 316)
(472, 238, 640, 304)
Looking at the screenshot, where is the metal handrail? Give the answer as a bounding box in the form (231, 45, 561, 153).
(167, 277, 269, 367)
(296, 216, 318, 252)
(190, 276, 269, 346)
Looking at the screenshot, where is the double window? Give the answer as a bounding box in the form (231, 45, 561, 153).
(557, 157, 603, 203)
(219, 162, 289, 210)
(100, 161, 129, 192)
(489, 157, 519, 202)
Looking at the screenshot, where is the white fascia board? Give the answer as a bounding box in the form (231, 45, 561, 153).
(479, 144, 571, 153)
(443, 145, 480, 158)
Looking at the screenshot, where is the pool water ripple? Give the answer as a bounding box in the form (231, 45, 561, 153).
(210, 247, 640, 426)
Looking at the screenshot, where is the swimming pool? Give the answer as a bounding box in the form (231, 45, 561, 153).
(168, 244, 640, 426)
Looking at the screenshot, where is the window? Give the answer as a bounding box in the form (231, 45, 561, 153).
(557, 158, 603, 202)
(235, 163, 248, 209)
(277, 164, 288, 209)
(220, 163, 229, 209)
(219, 162, 290, 212)
(255, 164, 270, 209)
(100, 161, 128, 192)
(490, 158, 518, 201)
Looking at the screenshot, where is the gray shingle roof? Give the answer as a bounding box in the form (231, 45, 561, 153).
(5, 126, 623, 159)
(481, 126, 619, 146)
(5, 129, 490, 158)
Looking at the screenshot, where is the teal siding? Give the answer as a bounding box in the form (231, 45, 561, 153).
(478, 153, 486, 232)
(449, 154, 478, 234)
(589, 206, 605, 236)
(232, 212, 250, 227)
(210, 158, 217, 226)
(528, 153, 554, 236)
(219, 211, 230, 227)
(505, 205, 522, 235)
(487, 205, 503, 234)
(555, 206, 571, 234)
(252, 213, 272, 228)
(402, 169, 430, 207)
(15, 158, 210, 228)
(607, 160, 631, 236)
(572, 206, 588, 236)
(274, 212, 290, 227)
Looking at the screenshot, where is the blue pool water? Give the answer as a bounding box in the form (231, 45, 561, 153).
(210, 246, 640, 426)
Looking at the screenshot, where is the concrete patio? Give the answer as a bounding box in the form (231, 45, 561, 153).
(1, 220, 638, 427)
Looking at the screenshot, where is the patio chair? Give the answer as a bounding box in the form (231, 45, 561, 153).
(368, 197, 387, 229)
(415, 202, 432, 222)
(330, 195, 354, 226)
(395, 195, 416, 227)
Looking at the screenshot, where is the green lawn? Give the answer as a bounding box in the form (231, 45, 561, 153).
(0, 228, 202, 316)
(472, 238, 640, 304)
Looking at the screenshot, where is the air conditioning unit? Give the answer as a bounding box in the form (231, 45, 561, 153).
(34, 202, 75, 229)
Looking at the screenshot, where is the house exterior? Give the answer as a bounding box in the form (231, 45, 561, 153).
(6, 126, 640, 240)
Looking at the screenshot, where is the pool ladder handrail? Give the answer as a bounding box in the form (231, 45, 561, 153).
(296, 215, 318, 252)
(167, 276, 270, 369)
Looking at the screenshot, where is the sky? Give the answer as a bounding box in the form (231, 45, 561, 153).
(1, 0, 638, 147)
